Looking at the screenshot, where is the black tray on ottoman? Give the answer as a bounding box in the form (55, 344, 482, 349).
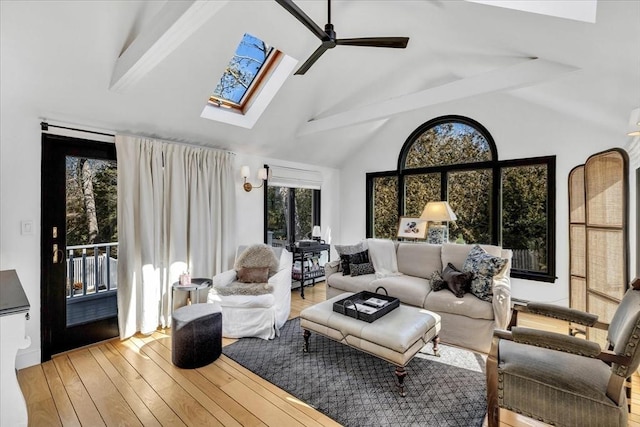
(333, 289, 399, 323)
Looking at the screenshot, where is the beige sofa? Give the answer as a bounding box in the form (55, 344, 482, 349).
(325, 241, 512, 353)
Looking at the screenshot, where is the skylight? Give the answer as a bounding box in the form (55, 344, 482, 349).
(210, 33, 276, 109)
(201, 32, 298, 129)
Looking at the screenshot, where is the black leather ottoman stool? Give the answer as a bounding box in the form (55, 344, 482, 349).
(172, 303, 222, 369)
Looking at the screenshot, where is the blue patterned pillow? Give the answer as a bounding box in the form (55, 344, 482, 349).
(350, 262, 375, 276)
(462, 245, 508, 302)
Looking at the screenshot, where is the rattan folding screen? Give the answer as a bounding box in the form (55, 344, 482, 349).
(569, 149, 628, 344)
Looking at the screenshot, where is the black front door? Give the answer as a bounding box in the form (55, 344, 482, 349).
(41, 133, 118, 361)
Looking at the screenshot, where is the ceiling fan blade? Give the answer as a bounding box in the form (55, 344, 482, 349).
(294, 45, 330, 75)
(275, 0, 327, 41)
(336, 37, 409, 49)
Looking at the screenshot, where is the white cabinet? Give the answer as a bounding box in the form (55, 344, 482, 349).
(0, 270, 31, 427)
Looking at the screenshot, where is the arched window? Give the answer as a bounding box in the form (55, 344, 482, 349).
(366, 115, 555, 282)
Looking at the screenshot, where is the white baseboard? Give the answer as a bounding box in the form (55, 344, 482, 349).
(16, 348, 41, 370)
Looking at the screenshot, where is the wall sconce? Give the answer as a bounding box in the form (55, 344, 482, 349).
(420, 201, 457, 244)
(241, 166, 268, 192)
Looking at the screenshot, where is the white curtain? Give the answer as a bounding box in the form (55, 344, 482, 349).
(116, 135, 236, 338)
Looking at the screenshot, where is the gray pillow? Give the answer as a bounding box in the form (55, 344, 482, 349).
(462, 245, 508, 302)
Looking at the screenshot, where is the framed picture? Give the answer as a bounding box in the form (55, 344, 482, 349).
(397, 217, 428, 239)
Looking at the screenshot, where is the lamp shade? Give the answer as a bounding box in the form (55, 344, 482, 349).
(312, 225, 321, 238)
(240, 165, 250, 179)
(420, 201, 457, 222)
(257, 167, 268, 180)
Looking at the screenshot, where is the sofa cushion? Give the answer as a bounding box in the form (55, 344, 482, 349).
(396, 243, 442, 279)
(463, 245, 508, 302)
(424, 291, 494, 320)
(372, 275, 431, 308)
(328, 272, 377, 294)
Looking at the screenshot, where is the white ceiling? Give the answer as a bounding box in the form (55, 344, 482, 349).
(1, 0, 639, 168)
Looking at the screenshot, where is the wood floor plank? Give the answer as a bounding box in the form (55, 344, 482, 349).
(17, 365, 52, 404)
(127, 335, 245, 427)
(53, 355, 106, 427)
(216, 356, 338, 427)
(100, 343, 185, 427)
(140, 336, 263, 426)
(67, 349, 143, 426)
(220, 379, 304, 427)
(87, 346, 161, 427)
(111, 339, 222, 427)
(16, 364, 63, 427)
(26, 397, 63, 427)
(41, 360, 81, 427)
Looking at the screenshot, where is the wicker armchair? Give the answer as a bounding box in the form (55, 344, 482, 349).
(487, 279, 640, 427)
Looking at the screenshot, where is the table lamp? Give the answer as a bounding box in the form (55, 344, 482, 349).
(420, 201, 457, 244)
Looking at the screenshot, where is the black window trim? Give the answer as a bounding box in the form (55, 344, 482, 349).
(263, 169, 322, 248)
(366, 115, 556, 283)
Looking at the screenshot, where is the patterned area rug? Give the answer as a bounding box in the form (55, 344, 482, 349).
(222, 318, 487, 426)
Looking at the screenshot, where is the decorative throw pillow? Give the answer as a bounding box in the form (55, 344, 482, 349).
(350, 262, 375, 276)
(430, 271, 447, 292)
(234, 244, 280, 276)
(237, 267, 270, 283)
(442, 263, 473, 298)
(339, 249, 370, 276)
(335, 241, 367, 273)
(462, 245, 508, 302)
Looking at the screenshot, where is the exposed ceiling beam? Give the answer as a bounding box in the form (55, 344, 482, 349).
(465, 0, 598, 23)
(297, 58, 578, 136)
(110, 0, 228, 93)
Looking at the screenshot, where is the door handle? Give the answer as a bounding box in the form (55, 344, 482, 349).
(53, 244, 64, 264)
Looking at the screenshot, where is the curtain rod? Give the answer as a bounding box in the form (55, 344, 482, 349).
(40, 121, 116, 137)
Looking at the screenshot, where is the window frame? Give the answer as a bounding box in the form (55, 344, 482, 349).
(263, 183, 321, 248)
(366, 115, 556, 282)
(208, 35, 281, 113)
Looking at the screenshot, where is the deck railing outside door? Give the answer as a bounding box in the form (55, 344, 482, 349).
(66, 242, 118, 299)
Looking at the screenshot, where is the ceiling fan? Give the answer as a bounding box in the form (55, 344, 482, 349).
(275, 0, 410, 75)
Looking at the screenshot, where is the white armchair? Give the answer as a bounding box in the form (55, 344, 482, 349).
(207, 245, 292, 339)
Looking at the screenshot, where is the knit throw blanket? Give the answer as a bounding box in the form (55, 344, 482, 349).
(367, 238, 403, 279)
(211, 282, 274, 296)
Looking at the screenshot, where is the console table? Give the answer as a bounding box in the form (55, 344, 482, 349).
(291, 242, 330, 299)
(0, 270, 31, 427)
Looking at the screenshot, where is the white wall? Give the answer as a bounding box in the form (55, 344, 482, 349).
(0, 108, 43, 369)
(337, 92, 638, 306)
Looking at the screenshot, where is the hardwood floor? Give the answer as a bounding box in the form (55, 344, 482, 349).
(18, 282, 640, 426)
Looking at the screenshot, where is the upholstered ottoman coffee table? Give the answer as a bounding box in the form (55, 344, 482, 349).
(300, 292, 441, 396)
